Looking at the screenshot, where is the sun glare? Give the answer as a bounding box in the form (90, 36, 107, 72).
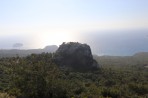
(42, 32, 74, 47)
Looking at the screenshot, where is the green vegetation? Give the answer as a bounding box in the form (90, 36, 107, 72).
(94, 52, 148, 67)
(0, 92, 15, 98)
(0, 53, 148, 98)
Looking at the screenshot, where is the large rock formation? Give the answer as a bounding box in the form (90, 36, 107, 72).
(53, 42, 98, 71)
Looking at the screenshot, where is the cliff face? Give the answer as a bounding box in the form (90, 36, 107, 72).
(54, 42, 98, 71)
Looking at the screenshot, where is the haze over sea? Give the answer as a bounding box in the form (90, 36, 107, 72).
(0, 0, 148, 56)
(81, 29, 148, 56)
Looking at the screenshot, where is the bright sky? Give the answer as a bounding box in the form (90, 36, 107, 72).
(0, 0, 148, 49)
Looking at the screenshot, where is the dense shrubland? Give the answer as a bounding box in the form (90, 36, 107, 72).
(0, 53, 147, 98)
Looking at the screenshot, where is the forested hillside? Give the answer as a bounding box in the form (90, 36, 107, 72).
(0, 45, 58, 58)
(0, 53, 147, 98)
(94, 52, 148, 67)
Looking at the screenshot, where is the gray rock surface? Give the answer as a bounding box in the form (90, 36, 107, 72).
(54, 42, 98, 71)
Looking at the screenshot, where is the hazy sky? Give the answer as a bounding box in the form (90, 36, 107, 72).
(0, 0, 148, 55)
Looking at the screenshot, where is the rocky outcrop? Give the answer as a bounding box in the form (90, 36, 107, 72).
(44, 45, 58, 52)
(53, 42, 99, 71)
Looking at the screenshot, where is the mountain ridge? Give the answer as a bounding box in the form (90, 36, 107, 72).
(94, 52, 148, 66)
(0, 45, 58, 58)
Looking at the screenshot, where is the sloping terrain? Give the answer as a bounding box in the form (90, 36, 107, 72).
(94, 52, 148, 67)
(0, 45, 58, 58)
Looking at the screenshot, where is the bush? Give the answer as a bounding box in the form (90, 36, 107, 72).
(128, 83, 148, 95)
(101, 88, 120, 98)
(0, 92, 16, 98)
